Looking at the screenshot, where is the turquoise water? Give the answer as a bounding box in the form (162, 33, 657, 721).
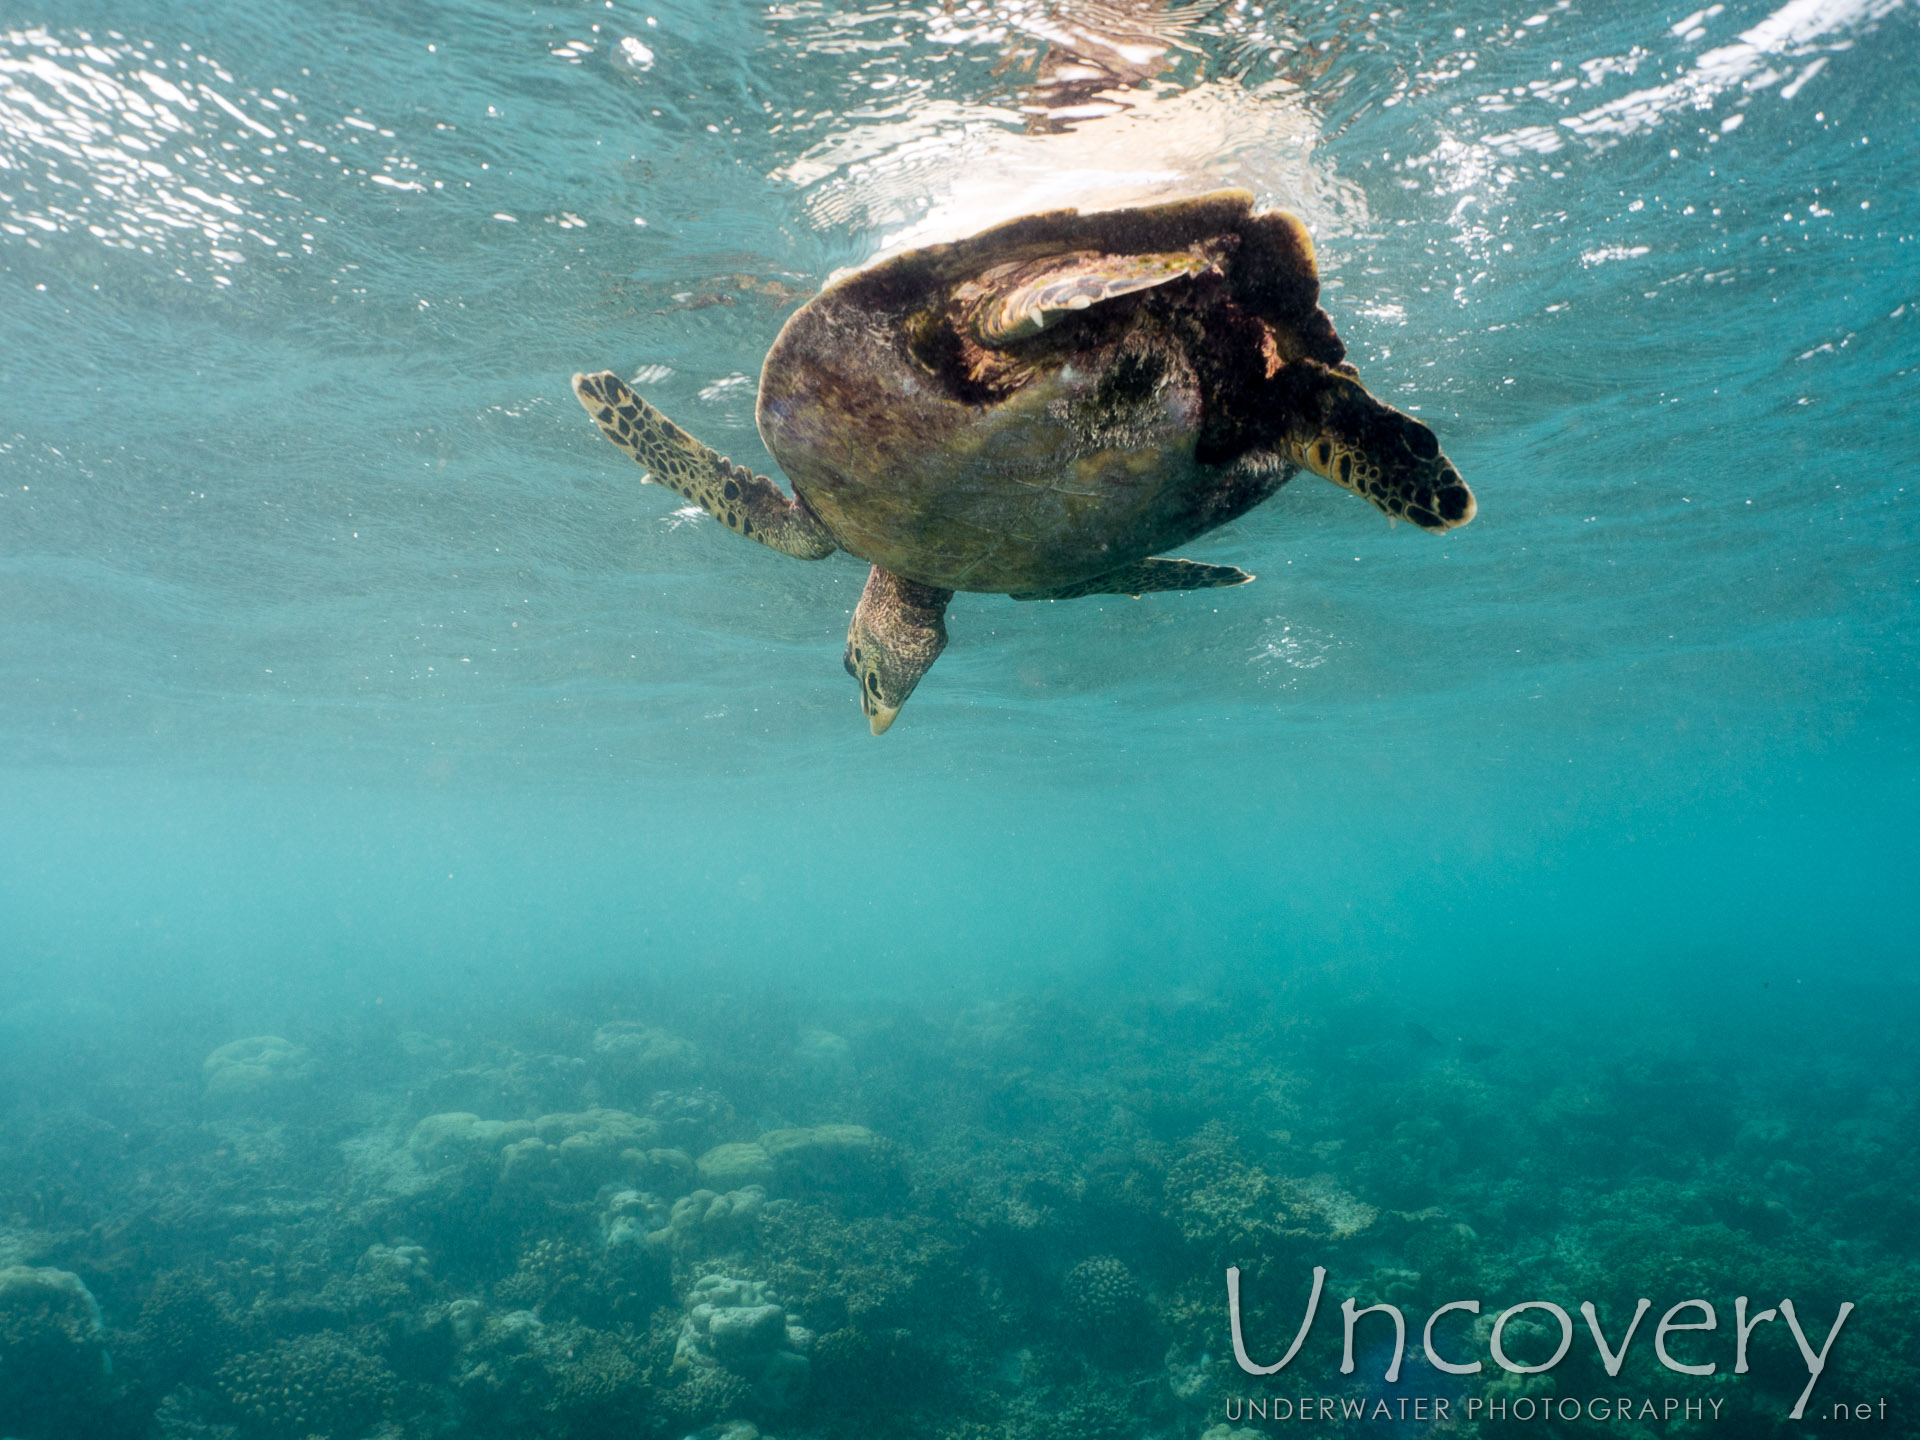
(1, 1, 1916, 1437)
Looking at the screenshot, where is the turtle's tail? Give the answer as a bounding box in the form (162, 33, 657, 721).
(572, 371, 839, 560)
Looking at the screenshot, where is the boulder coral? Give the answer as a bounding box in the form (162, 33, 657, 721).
(674, 1273, 813, 1407)
(650, 1087, 737, 1148)
(201, 1035, 315, 1100)
(650, 1186, 768, 1254)
(635, 1144, 698, 1193)
(759, 1124, 887, 1195)
(603, 1188, 674, 1251)
(1060, 1255, 1155, 1361)
(0, 1263, 104, 1334)
(497, 1108, 663, 1191)
(411, 1108, 691, 1199)
(699, 1142, 774, 1192)
(795, 1027, 851, 1068)
(0, 1266, 111, 1429)
(1061, 1256, 1143, 1332)
(409, 1111, 535, 1168)
(593, 1022, 701, 1079)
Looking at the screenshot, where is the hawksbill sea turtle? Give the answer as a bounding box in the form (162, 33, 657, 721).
(573, 188, 1473, 734)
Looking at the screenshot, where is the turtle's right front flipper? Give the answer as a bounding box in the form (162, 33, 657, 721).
(572, 371, 838, 560)
(1269, 359, 1475, 533)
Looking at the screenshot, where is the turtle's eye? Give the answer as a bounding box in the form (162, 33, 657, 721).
(1403, 423, 1440, 461)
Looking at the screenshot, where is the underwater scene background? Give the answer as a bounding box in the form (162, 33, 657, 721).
(1, 0, 1916, 1436)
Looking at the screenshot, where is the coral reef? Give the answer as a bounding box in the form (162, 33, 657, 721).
(0, 981, 1914, 1440)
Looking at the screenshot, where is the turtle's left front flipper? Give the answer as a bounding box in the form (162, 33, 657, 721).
(572, 371, 838, 559)
(1010, 558, 1253, 601)
(845, 567, 953, 735)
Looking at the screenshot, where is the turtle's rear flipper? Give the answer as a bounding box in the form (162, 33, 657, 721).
(845, 567, 952, 735)
(1010, 558, 1253, 601)
(572, 371, 838, 560)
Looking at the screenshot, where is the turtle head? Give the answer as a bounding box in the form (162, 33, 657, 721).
(1279, 361, 1475, 532)
(844, 568, 954, 736)
(843, 645, 907, 736)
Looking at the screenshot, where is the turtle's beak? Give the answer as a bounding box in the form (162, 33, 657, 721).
(868, 703, 901, 737)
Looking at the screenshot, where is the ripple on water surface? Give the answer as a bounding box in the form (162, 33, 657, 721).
(0, 0, 1914, 788)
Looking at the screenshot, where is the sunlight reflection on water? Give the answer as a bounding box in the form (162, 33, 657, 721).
(0, 24, 433, 282)
(0, 0, 1911, 782)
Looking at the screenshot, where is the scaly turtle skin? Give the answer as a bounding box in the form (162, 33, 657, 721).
(573, 189, 1473, 734)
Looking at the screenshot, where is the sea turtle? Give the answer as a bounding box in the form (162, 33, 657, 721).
(572, 188, 1473, 734)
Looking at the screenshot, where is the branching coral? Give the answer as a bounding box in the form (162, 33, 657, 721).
(216, 1331, 396, 1440)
